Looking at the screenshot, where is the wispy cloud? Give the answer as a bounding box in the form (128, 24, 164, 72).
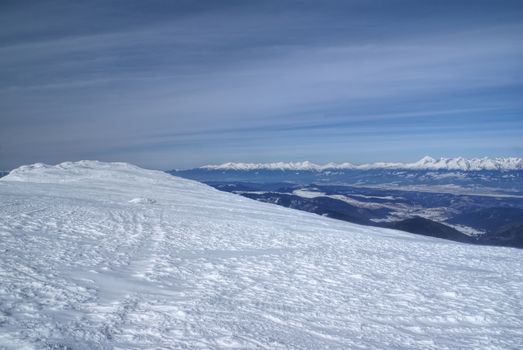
(0, 0, 522, 169)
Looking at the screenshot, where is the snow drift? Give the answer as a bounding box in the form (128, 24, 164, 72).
(0, 161, 522, 349)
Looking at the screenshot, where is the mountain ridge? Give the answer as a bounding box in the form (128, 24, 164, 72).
(200, 156, 523, 171)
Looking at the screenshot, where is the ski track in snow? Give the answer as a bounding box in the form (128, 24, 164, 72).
(0, 161, 522, 349)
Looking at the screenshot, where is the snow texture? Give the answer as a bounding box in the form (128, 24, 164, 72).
(201, 156, 523, 171)
(1, 161, 522, 349)
(129, 198, 157, 205)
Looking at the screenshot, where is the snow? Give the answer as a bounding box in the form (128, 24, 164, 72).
(1, 161, 522, 349)
(201, 161, 339, 171)
(292, 189, 389, 210)
(129, 197, 157, 205)
(201, 156, 523, 171)
(292, 189, 450, 221)
(291, 189, 327, 199)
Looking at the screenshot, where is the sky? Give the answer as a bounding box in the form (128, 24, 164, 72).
(1, 0, 522, 170)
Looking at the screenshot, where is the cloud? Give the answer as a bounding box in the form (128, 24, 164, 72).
(0, 0, 522, 169)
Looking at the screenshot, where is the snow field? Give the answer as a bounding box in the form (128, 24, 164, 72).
(0, 161, 522, 349)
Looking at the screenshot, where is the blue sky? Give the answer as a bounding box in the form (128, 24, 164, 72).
(1, 0, 522, 169)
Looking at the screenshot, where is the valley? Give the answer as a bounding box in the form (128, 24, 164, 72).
(170, 159, 523, 248)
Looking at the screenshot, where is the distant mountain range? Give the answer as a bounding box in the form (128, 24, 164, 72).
(201, 156, 523, 171)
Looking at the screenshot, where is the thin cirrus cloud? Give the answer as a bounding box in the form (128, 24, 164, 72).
(0, 0, 522, 169)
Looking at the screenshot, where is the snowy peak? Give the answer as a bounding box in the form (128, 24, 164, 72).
(2, 160, 182, 185)
(200, 156, 523, 171)
(200, 161, 337, 171)
(406, 156, 523, 171)
(415, 156, 437, 166)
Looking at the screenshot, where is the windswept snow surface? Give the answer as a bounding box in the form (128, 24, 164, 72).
(1, 161, 522, 349)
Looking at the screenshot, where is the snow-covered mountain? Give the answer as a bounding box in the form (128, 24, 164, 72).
(201, 156, 523, 171)
(1, 161, 522, 349)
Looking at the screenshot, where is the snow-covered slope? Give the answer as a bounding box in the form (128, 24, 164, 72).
(201, 156, 523, 171)
(1, 161, 522, 349)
